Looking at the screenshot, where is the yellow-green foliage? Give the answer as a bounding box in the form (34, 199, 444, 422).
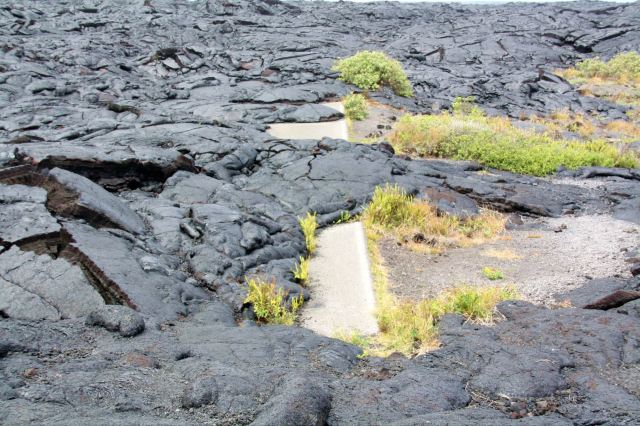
(357, 230, 518, 355)
(452, 96, 484, 116)
(343, 93, 368, 120)
(376, 285, 517, 354)
(389, 102, 638, 176)
(362, 184, 422, 230)
(336, 211, 352, 224)
(362, 184, 505, 247)
(333, 51, 413, 97)
(245, 278, 303, 325)
(299, 212, 318, 254)
(482, 266, 504, 281)
(292, 256, 310, 285)
(572, 51, 640, 82)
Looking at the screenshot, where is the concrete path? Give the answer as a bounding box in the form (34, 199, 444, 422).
(266, 102, 348, 140)
(300, 221, 378, 337)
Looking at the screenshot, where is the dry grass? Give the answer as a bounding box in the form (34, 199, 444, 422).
(482, 248, 522, 261)
(555, 52, 640, 141)
(530, 109, 640, 142)
(361, 185, 506, 251)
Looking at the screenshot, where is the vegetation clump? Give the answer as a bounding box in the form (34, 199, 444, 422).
(245, 278, 303, 325)
(299, 212, 318, 254)
(333, 51, 413, 97)
(375, 285, 517, 354)
(389, 98, 638, 176)
(292, 256, 310, 285)
(559, 51, 640, 83)
(362, 184, 505, 250)
(343, 93, 368, 120)
(482, 266, 504, 280)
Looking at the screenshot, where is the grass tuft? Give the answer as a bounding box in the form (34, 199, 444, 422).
(299, 212, 318, 254)
(343, 93, 368, 120)
(362, 184, 505, 250)
(292, 256, 310, 286)
(482, 266, 504, 281)
(245, 278, 303, 325)
(333, 51, 413, 97)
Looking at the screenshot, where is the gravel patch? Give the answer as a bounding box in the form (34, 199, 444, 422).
(379, 215, 639, 305)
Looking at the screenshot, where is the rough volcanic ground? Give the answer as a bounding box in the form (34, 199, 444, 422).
(1, 1, 640, 424)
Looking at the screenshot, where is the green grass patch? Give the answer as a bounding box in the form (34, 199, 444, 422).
(245, 278, 303, 325)
(482, 266, 504, 280)
(292, 256, 310, 286)
(333, 51, 413, 97)
(343, 93, 368, 120)
(389, 100, 638, 176)
(299, 212, 318, 254)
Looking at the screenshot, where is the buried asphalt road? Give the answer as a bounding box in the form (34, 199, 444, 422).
(301, 221, 379, 337)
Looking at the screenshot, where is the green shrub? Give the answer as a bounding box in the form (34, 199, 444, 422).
(245, 278, 303, 325)
(333, 51, 413, 97)
(576, 51, 640, 81)
(299, 212, 318, 254)
(389, 109, 639, 176)
(482, 267, 504, 281)
(292, 256, 310, 285)
(343, 93, 368, 120)
(452, 96, 484, 117)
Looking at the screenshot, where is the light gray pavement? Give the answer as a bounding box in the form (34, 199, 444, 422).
(300, 221, 379, 337)
(266, 102, 348, 140)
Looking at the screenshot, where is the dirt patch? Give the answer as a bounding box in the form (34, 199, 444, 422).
(348, 101, 404, 143)
(379, 215, 639, 305)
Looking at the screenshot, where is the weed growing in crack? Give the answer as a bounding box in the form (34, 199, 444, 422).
(299, 211, 318, 254)
(292, 256, 310, 286)
(335, 210, 352, 224)
(245, 278, 303, 325)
